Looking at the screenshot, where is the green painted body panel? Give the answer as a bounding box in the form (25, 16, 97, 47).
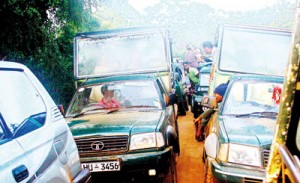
(218, 117, 276, 146)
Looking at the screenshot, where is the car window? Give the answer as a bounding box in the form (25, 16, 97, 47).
(0, 70, 46, 137)
(67, 80, 162, 117)
(222, 80, 282, 115)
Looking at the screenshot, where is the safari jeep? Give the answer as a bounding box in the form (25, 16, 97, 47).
(65, 27, 180, 182)
(204, 74, 284, 182)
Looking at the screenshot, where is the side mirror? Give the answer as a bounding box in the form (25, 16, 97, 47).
(201, 96, 217, 109)
(57, 105, 65, 116)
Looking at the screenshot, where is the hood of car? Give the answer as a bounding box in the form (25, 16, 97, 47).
(66, 110, 163, 137)
(221, 116, 276, 146)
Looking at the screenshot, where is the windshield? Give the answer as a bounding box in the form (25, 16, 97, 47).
(222, 80, 282, 116)
(75, 31, 168, 78)
(219, 27, 291, 76)
(66, 80, 162, 117)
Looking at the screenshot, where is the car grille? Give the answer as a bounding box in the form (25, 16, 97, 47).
(74, 135, 128, 157)
(263, 149, 270, 168)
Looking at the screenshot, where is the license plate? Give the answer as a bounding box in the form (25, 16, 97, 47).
(81, 160, 121, 172)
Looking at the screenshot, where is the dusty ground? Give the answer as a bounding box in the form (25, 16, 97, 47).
(176, 110, 204, 183)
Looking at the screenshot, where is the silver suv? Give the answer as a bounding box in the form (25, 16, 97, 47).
(0, 61, 91, 183)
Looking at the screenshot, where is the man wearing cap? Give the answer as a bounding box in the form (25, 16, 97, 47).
(194, 82, 229, 141)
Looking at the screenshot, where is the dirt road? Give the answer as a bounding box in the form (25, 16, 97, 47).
(176, 111, 204, 183)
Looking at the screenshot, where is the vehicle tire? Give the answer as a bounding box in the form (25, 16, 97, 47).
(204, 158, 216, 183)
(163, 152, 177, 183)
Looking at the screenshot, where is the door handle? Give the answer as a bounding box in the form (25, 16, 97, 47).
(12, 165, 29, 182)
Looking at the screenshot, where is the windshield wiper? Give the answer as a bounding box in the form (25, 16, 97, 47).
(107, 108, 120, 114)
(231, 111, 278, 118)
(126, 105, 158, 108)
(73, 106, 105, 118)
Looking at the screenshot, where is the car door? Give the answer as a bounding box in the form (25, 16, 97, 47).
(0, 113, 34, 183)
(0, 67, 76, 183)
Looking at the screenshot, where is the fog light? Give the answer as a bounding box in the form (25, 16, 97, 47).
(148, 169, 156, 176)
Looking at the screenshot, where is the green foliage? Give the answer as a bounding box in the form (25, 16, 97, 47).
(0, 0, 99, 108)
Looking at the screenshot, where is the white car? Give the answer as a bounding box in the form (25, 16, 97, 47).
(0, 61, 91, 183)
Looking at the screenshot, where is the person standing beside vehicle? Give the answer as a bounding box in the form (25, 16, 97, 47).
(183, 61, 200, 106)
(183, 61, 199, 87)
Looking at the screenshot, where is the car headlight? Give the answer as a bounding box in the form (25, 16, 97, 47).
(228, 144, 261, 167)
(129, 132, 165, 150)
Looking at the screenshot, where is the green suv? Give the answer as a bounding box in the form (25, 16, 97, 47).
(65, 27, 180, 182)
(204, 74, 283, 183)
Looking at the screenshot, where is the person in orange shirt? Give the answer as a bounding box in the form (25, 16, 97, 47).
(99, 84, 121, 108)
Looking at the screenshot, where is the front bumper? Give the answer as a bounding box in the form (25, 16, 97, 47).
(80, 147, 173, 179)
(210, 159, 265, 182)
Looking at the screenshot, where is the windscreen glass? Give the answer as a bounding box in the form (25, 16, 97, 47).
(76, 31, 168, 78)
(219, 27, 291, 76)
(66, 80, 162, 117)
(223, 80, 282, 116)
